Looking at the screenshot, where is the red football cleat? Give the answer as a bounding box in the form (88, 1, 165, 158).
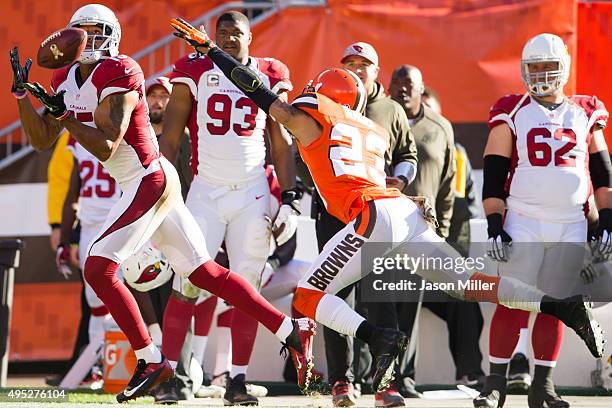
(281, 318, 317, 391)
(116, 355, 173, 403)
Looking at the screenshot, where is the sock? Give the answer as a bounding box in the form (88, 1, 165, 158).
(134, 342, 162, 364)
(356, 320, 376, 343)
(214, 326, 232, 376)
(489, 305, 530, 364)
(497, 276, 545, 312)
(194, 296, 218, 336)
(192, 335, 208, 366)
(313, 293, 365, 337)
(532, 313, 563, 367)
(161, 295, 195, 362)
(148, 323, 163, 347)
(83, 256, 151, 350)
(230, 364, 248, 378)
(230, 308, 258, 366)
(514, 328, 530, 357)
(531, 365, 557, 395)
(188, 260, 285, 333)
(490, 362, 508, 377)
(274, 317, 294, 342)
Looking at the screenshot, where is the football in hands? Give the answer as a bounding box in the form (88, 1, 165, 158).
(37, 27, 87, 69)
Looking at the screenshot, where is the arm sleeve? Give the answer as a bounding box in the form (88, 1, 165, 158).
(393, 161, 417, 185)
(435, 122, 456, 238)
(47, 131, 74, 226)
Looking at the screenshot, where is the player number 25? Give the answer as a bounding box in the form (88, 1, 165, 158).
(206, 94, 258, 137)
(328, 124, 386, 184)
(527, 127, 577, 167)
(79, 160, 117, 198)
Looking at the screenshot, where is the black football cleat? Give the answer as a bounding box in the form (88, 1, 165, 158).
(116, 356, 173, 403)
(223, 374, 258, 406)
(507, 353, 532, 392)
(528, 382, 570, 408)
(281, 318, 317, 392)
(153, 376, 179, 405)
(367, 328, 408, 393)
(473, 374, 507, 408)
(545, 295, 605, 358)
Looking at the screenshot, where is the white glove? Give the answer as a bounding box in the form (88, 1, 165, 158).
(56, 243, 73, 279)
(273, 204, 299, 245)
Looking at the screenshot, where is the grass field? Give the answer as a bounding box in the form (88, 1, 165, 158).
(2, 395, 612, 407)
(2, 387, 612, 407)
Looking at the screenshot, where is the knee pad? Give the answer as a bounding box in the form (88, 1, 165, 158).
(292, 286, 325, 319)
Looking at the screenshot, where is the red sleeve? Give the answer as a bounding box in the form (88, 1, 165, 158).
(66, 135, 77, 154)
(50, 64, 72, 92)
(570, 95, 609, 132)
(488, 94, 527, 130)
(257, 57, 293, 94)
(91, 55, 144, 102)
(265, 165, 282, 204)
(168, 54, 213, 97)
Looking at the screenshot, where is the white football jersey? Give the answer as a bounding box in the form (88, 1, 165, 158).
(489, 94, 609, 223)
(67, 138, 121, 227)
(51, 55, 160, 187)
(169, 54, 292, 185)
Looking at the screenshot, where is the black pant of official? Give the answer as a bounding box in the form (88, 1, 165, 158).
(315, 200, 372, 385)
(368, 292, 485, 382)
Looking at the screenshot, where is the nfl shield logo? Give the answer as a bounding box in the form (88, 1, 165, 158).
(207, 74, 219, 86)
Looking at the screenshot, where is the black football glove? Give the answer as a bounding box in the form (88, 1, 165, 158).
(10, 46, 32, 99)
(23, 82, 70, 120)
(486, 213, 512, 262)
(590, 208, 612, 260)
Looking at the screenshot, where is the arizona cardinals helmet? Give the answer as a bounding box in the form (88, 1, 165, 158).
(68, 4, 121, 64)
(305, 68, 367, 113)
(521, 33, 570, 96)
(122, 244, 172, 292)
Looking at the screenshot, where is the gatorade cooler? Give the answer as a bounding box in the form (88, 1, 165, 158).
(103, 330, 137, 393)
